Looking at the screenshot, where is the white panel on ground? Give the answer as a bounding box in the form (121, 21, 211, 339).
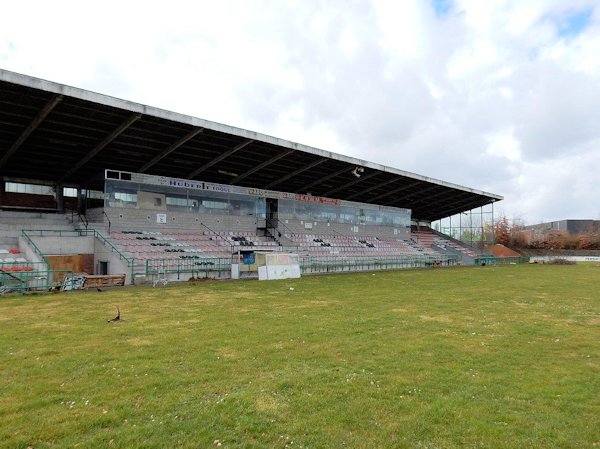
(231, 264, 240, 279)
(256, 252, 301, 281)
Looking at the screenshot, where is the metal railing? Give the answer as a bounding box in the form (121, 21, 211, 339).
(429, 227, 483, 255)
(20, 230, 50, 267)
(198, 222, 235, 253)
(103, 210, 112, 235)
(0, 260, 46, 271)
(21, 229, 135, 280)
(0, 268, 76, 295)
(299, 254, 460, 274)
(145, 256, 231, 280)
(78, 211, 89, 229)
(272, 219, 296, 238)
(474, 255, 530, 265)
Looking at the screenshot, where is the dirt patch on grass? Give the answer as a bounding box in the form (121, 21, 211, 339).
(391, 308, 409, 313)
(127, 337, 154, 347)
(217, 347, 241, 359)
(286, 300, 339, 309)
(255, 394, 285, 413)
(419, 315, 452, 323)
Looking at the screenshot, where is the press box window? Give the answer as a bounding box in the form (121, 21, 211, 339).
(5, 182, 53, 195)
(114, 192, 137, 203)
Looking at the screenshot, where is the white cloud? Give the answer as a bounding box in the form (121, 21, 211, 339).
(485, 127, 521, 162)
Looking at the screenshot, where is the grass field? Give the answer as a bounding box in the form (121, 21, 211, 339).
(1, 264, 599, 449)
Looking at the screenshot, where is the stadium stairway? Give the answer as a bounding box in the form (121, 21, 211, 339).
(0, 211, 79, 272)
(0, 211, 75, 239)
(414, 227, 480, 265)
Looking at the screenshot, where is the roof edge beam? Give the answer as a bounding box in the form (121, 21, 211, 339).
(263, 158, 327, 189)
(187, 139, 254, 179)
(0, 94, 63, 169)
(139, 127, 203, 173)
(231, 149, 295, 184)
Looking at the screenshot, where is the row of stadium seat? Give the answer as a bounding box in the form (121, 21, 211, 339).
(106, 227, 478, 263)
(108, 229, 280, 261)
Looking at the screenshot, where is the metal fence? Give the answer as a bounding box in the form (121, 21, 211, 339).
(473, 256, 530, 265)
(0, 269, 77, 295)
(22, 228, 135, 280)
(0, 261, 47, 271)
(299, 254, 460, 274)
(145, 257, 232, 280)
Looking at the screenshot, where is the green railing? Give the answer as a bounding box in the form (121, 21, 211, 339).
(145, 257, 231, 280)
(21, 229, 135, 281)
(20, 230, 50, 267)
(0, 261, 46, 270)
(474, 255, 530, 265)
(0, 269, 76, 295)
(299, 254, 460, 274)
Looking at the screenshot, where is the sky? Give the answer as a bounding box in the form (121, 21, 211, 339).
(1, 0, 599, 225)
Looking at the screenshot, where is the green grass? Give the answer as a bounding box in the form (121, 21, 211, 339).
(1, 264, 599, 448)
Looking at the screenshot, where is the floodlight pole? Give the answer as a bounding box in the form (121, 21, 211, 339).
(480, 206, 484, 249)
(491, 201, 495, 245)
(470, 210, 473, 247)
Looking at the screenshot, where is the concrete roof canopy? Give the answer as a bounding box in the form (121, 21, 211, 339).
(0, 69, 502, 221)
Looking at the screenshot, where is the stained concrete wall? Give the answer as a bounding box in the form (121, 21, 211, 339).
(277, 218, 410, 239)
(103, 207, 257, 233)
(31, 235, 95, 255)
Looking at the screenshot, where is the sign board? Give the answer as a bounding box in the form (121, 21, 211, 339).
(256, 252, 301, 281)
(115, 170, 410, 215)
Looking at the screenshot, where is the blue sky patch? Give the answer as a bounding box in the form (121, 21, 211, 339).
(431, 0, 452, 17)
(557, 9, 592, 37)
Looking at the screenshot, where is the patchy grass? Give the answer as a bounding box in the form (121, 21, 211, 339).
(1, 264, 599, 448)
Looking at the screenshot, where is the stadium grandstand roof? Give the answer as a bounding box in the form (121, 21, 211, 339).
(0, 69, 502, 221)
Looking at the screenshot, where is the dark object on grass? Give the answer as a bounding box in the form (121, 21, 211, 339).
(97, 288, 103, 292)
(548, 258, 576, 265)
(108, 307, 121, 323)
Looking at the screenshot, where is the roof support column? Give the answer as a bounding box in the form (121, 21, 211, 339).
(55, 183, 65, 213)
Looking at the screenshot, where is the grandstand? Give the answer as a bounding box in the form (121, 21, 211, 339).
(0, 69, 503, 289)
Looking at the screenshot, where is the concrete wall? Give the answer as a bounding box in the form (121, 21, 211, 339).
(86, 207, 105, 224)
(277, 218, 410, 239)
(31, 236, 95, 255)
(103, 206, 409, 239)
(94, 238, 132, 284)
(104, 206, 257, 233)
(17, 235, 47, 269)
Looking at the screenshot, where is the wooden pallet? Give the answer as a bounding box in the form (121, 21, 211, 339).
(84, 274, 126, 289)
